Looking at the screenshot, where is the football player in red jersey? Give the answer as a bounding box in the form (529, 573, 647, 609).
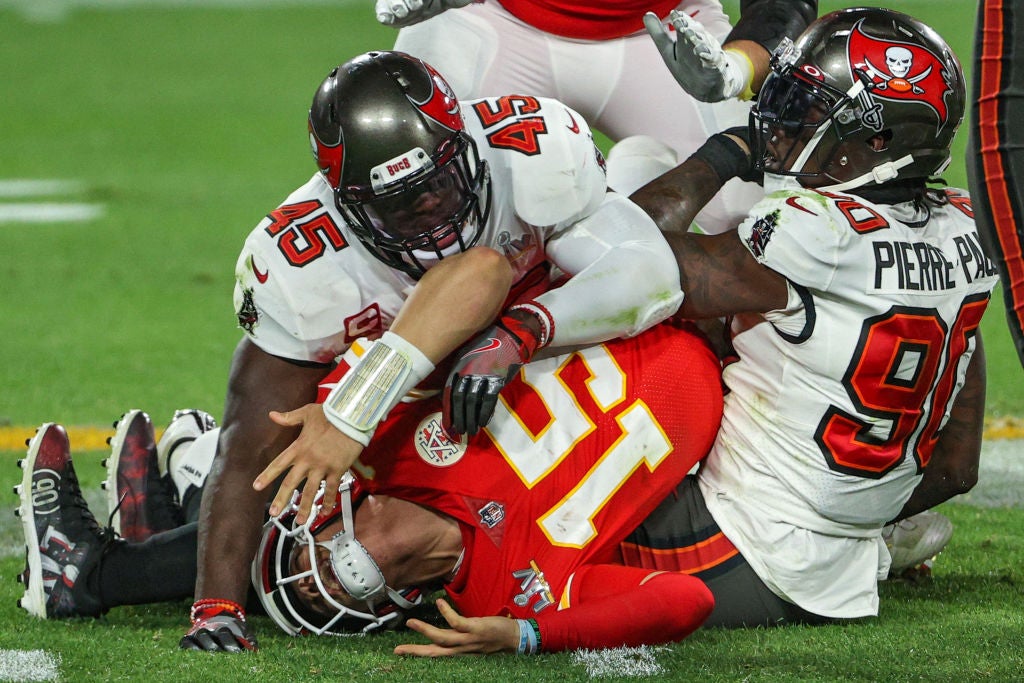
(15, 320, 724, 655)
(254, 320, 724, 653)
(374, 0, 818, 230)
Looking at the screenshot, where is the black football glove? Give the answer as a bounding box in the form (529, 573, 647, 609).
(180, 599, 258, 652)
(444, 313, 541, 438)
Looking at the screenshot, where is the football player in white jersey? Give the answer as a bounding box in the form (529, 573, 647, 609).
(185, 50, 684, 650)
(372, 0, 819, 232)
(623, 7, 998, 627)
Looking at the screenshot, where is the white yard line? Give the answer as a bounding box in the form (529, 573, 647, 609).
(958, 441, 1024, 509)
(0, 178, 103, 223)
(0, 203, 103, 223)
(0, 179, 85, 197)
(0, 650, 61, 683)
(572, 645, 666, 678)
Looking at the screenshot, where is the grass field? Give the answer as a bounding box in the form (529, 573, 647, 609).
(1, 1, 1022, 681)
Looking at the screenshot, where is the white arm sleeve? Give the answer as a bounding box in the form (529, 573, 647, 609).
(537, 192, 683, 348)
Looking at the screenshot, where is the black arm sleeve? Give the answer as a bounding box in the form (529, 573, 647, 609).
(726, 0, 818, 53)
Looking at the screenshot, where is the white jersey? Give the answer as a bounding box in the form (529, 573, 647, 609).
(699, 186, 998, 618)
(233, 95, 653, 364)
(393, 0, 763, 234)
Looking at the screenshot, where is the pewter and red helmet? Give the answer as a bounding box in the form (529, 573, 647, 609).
(308, 51, 491, 278)
(751, 7, 965, 191)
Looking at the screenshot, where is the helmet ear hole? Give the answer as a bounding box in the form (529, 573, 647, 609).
(869, 130, 893, 152)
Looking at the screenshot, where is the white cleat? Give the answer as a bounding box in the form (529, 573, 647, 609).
(883, 510, 954, 576)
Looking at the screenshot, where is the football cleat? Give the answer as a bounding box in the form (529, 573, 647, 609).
(156, 408, 217, 481)
(883, 510, 954, 576)
(103, 410, 183, 542)
(16, 423, 114, 618)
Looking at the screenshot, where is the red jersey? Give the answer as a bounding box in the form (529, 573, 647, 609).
(347, 321, 722, 634)
(499, 0, 683, 40)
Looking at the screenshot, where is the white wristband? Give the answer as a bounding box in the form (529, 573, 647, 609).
(724, 48, 756, 100)
(322, 331, 435, 446)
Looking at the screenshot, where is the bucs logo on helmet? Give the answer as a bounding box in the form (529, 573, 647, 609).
(416, 62, 463, 132)
(309, 119, 344, 189)
(847, 19, 956, 130)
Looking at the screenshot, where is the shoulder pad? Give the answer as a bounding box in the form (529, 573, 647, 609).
(737, 189, 842, 291)
(467, 96, 607, 227)
(232, 179, 364, 363)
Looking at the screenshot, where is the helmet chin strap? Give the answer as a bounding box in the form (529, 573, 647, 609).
(795, 78, 914, 193)
(789, 119, 833, 175)
(818, 154, 914, 193)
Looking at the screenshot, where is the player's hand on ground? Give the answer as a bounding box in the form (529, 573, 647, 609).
(643, 10, 753, 102)
(394, 599, 520, 656)
(375, 0, 476, 28)
(253, 403, 360, 522)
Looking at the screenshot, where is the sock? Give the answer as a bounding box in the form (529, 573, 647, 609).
(98, 523, 198, 606)
(168, 429, 217, 505)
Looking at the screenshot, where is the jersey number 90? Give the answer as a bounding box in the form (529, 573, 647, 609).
(815, 294, 988, 478)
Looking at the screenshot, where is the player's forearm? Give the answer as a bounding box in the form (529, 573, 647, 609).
(723, 0, 817, 94)
(533, 568, 713, 652)
(390, 246, 513, 362)
(194, 454, 269, 602)
(537, 194, 682, 347)
(891, 337, 986, 522)
(195, 338, 324, 601)
(630, 155, 724, 235)
(729, 0, 818, 55)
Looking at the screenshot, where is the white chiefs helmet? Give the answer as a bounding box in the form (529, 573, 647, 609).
(251, 474, 423, 635)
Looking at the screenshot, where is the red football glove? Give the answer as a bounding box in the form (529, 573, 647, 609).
(444, 312, 542, 438)
(179, 599, 258, 653)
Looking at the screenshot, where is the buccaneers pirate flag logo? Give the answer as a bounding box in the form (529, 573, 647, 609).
(847, 18, 956, 131)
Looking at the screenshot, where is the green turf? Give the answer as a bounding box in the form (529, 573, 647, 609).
(2, 451, 1021, 682)
(0, 4, 395, 426)
(1, 2, 1022, 680)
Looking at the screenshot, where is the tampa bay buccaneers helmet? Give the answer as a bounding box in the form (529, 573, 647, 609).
(750, 7, 965, 191)
(308, 51, 491, 278)
(251, 475, 423, 636)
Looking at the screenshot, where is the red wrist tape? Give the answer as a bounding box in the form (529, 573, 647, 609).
(505, 302, 554, 349)
(190, 598, 246, 624)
